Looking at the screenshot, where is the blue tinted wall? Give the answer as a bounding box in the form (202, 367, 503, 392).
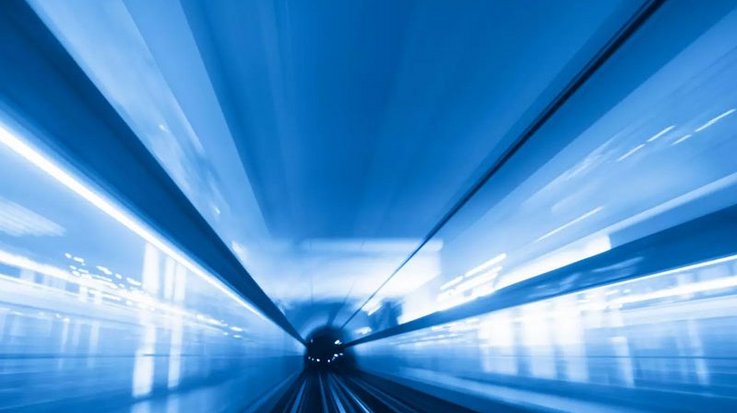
(0, 122, 302, 412)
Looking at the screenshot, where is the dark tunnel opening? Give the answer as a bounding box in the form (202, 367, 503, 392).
(304, 326, 355, 371)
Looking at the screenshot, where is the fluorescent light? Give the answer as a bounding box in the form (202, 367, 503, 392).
(615, 276, 737, 305)
(646, 125, 675, 142)
(617, 144, 646, 162)
(694, 108, 735, 132)
(672, 134, 692, 145)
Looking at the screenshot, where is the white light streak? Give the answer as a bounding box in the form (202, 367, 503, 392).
(536, 207, 603, 242)
(455, 266, 502, 293)
(646, 125, 675, 142)
(694, 108, 735, 132)
(0, 123, 262, 318)
(672, 134, 693, 145)
(464, 253, 507, 278)
(617, 144, 646, 162)
(640, 253, 737, 279)
(440, 275, 464, 291)
(126, 277, 143, 287)
(96, 265, 113, 275)
(614, 276, 737, 306)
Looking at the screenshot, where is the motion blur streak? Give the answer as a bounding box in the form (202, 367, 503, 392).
(0, 123, 262, 317)
(2, 0, 737, 412)
(0, 122, 301, 412)
(355, 253, 737, 411)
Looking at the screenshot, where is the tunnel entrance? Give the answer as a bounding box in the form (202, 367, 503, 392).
(304, 327, 354, 370)
(277, 328, 479, 412)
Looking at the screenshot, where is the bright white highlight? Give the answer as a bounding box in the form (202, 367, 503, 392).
(694, 108, 735, 132)
(536, 207, 603, 242)
(617, 144, 646, 162)
(464, 253, 507, 278)
(646, 125, 675, 142)
(0, 123, 262, 317)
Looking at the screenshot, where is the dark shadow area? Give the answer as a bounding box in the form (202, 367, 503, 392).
(269, 369, 503, 413)
(273, 325, 525, 411)
(304, 326, 355, 371)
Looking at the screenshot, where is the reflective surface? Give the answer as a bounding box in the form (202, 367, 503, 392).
(0, 122, 301, 412)
(345, 0, 737, 336)
(354, 254, 737, 411)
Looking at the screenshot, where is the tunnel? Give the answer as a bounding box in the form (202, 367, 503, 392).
(1, 0, 737, 411)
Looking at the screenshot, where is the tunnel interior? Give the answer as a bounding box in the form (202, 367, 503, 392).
(2, 0, 737, 412)
(304, 327, 355, 371)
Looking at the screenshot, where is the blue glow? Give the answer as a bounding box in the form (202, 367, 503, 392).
(355, 254, 737, 411)
(2, 0, 737, 411)
(346, 0, 737, 330)
(0, 123, 300, 411)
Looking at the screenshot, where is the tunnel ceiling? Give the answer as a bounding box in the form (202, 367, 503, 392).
(27, 0, 647, 335)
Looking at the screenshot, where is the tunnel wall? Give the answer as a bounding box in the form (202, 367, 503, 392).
(354, 252, 737, 411)
(0, 3, 305, 411)
(345, 2, 737, 410)
(0, 121, 302, 412)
